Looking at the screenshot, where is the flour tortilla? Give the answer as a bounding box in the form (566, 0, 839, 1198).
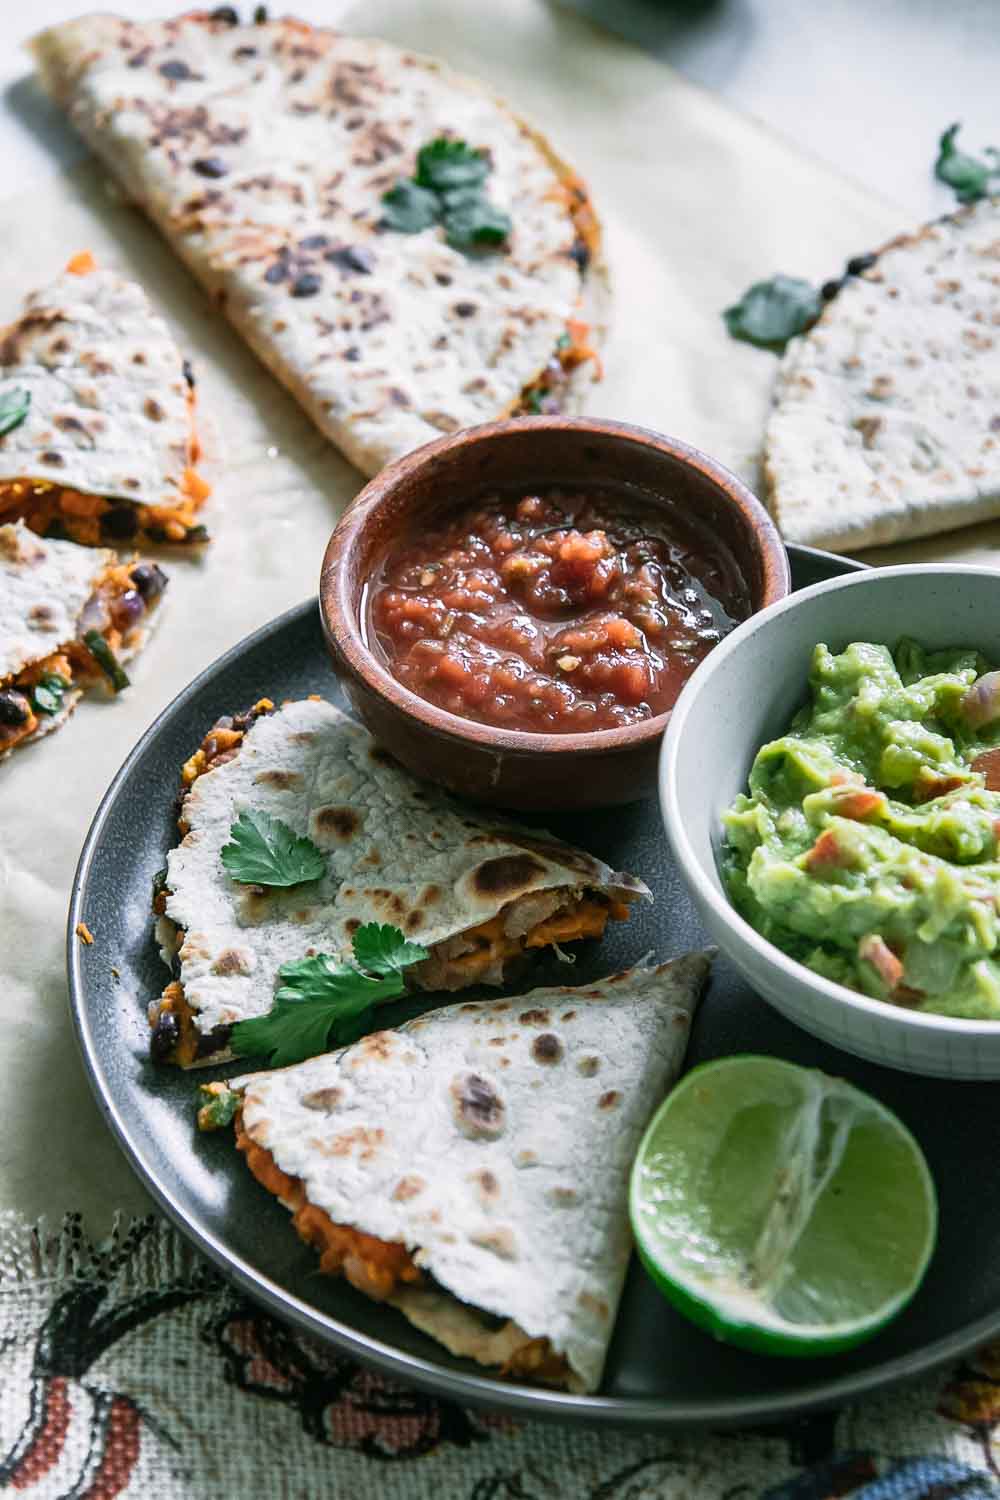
(0, 263, 196, 521)
(0, 518, 166, 759)
(157, 697, 647, 1063)
(230, 952, 709, 1393)
(33, 12, 607, 477)
(765, 197, 1000, 552)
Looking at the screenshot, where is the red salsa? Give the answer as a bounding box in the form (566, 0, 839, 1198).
(366, 488, 749, 733)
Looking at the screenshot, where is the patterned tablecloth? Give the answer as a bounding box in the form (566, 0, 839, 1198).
(1, 2, 997, 1496)
(2, 1212, 1000, 1498)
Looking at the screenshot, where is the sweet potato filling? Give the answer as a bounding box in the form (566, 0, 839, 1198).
(0, 469, 208, 548)
(154, 981, 200, 1069)
(236, 1117, 423, 1300)
(0, 557, 162, 753)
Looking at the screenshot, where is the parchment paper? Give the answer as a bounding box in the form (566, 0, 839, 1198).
(0, 0, 904, 1232)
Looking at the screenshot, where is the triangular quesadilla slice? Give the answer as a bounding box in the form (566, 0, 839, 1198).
(765, 197, 1000, 552)
(212, 953, 709, 1393)
(152, 697, 647, 1067)
(0, 519, 168, 759)
(0, 256, 209, 547)
(33, 14, 607, 477)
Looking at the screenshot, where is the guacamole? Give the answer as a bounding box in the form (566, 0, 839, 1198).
(723, 638, 1000, 1020)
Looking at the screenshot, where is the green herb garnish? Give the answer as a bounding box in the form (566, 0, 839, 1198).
(230, 922, 429, 1067)
(380, 180, 440, 235)
(221, 809, 326, 888)
(723, 275, 823, 352)
(197, 1083, 240, 1132)
(381, 136, 510, 253)
(83, 630, 130, 692)
(934, 123, 1000, 204)
(415, 138, 489, 193)
(30, 673, 69, 716)
(0, 387, 31, 438)
(443, 197, 512, 251)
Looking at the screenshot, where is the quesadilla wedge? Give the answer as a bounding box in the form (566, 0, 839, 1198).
(33, 13, 607, 477)
(151, 697, 647, 1067)
(765, 197, 1000, 552)
(210, 953, 709, 1393)
(0, 255, 209, 547)
(0, 519, 167, 758)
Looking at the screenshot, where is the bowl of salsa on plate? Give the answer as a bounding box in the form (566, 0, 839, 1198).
(321, 417, 788, 809)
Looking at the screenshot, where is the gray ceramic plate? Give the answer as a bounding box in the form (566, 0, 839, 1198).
(68, 545, 1000, 1429)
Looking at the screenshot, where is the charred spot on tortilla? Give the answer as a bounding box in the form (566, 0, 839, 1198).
(450, 1072, 506, 1139)
(531, 1033, 563, 1065)
(518, 1008, 549, 1026)
(471, 854, 547, 899)
(598, 1090, 621, 1111)
(301, 1087, 344, 1112)
(312, 804, 363, 840)
(211, 949, 252, 977)
(391, 1174, 426, 1201)
(577, 1055, 600, 1077)
(469, 1227, 518, 1260)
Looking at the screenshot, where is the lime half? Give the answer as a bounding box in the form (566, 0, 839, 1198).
(630, 1056, 937, 1357)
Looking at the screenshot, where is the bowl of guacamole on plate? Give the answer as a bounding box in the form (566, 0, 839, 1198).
(723, 636, 1000, 1020)
(660, 564, 1000, 1079)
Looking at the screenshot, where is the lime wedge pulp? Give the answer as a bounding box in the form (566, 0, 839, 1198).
(630, 1056, 937, 1357)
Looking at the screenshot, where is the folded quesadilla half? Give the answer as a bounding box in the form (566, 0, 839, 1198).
(0, 256, 209, 547)
(33, 13, 607, 477)
(212, 953, 709, 1393)
(151, 697, 647, 1067)
(765, 197, 1000, 552)
(0, 519, 167, 758)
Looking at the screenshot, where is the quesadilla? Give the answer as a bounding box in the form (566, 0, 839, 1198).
(765, 197, 1000, 552)
(151, 697, 647, 1067)
(33, 13, 607, 478)
(0, 519, 167, 758)
(0, 255, 209, 546)
(215, 953, 709, 1393)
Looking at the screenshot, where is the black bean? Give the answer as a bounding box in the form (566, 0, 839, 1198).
(181, 525, 210, 546)
(196, 1024, 233, 1059)
(453, 301, 477, 317)
(159, 60, 193, 80)
(253, 4, 268, 21)
(193, 157, 228, 179)
(149, 1009, 181, 1064)
(130, 561, 168, 603)
(182, 358, 196, 388)
(101, 505, 139, 540)
(300, 233, 330, 250)
(210, 5, 239, 22)
(343, 346, 361, 361)
(264, 261, 288, 284)
(290, 272, 322, 297)
(820, 278, 844, 302)
(846, 252, 877, 277)
(0, 690, 31, 727)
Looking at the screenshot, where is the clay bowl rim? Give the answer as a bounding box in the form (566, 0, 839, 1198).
(320, 416, 791, 761)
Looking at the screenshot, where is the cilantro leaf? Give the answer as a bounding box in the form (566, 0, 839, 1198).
(230, 926, 429, 1067)
(934, 122, 1000, 204)
(443, 197, 512, 250)
(0, 386, 31, 439)
(415, 138, 489, 193)
(381, 179, 440, 234)
(350, 921, 429, 977)
(723, 275, 823, 352)
(221, 809, 326, 888)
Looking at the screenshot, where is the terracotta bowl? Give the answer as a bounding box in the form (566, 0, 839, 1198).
(319, 417, 790, 810)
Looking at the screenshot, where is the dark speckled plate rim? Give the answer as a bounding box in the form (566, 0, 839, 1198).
(69, 541, 998, 1431)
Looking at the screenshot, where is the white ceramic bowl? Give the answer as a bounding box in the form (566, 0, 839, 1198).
(660, 564, 1000, 1080)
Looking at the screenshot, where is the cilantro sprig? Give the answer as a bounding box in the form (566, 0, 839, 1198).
(221, 809, 326, 888)
(381, 137, 512, 252)
(0, 386, 31, 439)
(935, 123, 1000, 204)
(230, 922, 429, 1067)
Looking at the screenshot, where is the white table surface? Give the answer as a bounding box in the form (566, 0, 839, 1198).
(1, 0, 996, 221)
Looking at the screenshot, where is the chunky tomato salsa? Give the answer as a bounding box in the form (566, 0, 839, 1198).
(366, 488, 748, 733)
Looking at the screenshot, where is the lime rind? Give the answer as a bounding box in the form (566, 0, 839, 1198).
(629, 1055, 938, 1357)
